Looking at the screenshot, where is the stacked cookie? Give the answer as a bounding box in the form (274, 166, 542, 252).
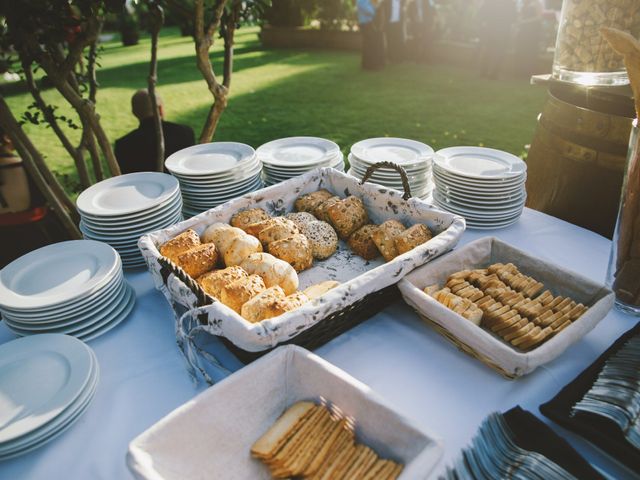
(251, 401, 403, 480)
(425, 263, 588, 351)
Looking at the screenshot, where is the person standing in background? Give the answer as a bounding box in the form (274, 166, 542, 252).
(358, 0, 384, 70)
(407, 0, 436, 63)
(384, 0, 406, 63)
(477, 0, 517, 79)
(514, 0, 543, 76)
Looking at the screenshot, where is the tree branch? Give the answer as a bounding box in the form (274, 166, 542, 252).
(148, 0, 165, 171)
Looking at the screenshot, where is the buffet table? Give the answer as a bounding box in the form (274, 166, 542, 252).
(0, 207, 635, 479)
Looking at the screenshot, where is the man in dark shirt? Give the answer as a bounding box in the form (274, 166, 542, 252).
(114, 89, 195, 174)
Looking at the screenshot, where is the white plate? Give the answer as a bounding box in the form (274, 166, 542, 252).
(78, 191, 182, 225)
(435, 191, 526, 211)
(182, 180, 263, 206)
(80, 198, 183, 231)
(433, 163, 525, 186)
(79, 211, 182, 240)
(172, 159, 262, 184)
(435, 184, 526, 203)
(0, 241, 120, 311)
(433, 173, 525, 195)
(179, 175, 262, 199)
(165, 142, 256, 176)
(177, 171, 261, 194)
(0, 334, 94, 443)
(350, 138, 433, 167)
(77, 173, 179, 217)
(80, 209, 182, 237)
(257, 137, 340, 167)
(434, 147, 526, 180)
(79, 286, 136, 341)
(349, 154, 431, 176)
(465, 217, 522, 229)
(433, 199, 524, 221)
(261, 153, 343, 174)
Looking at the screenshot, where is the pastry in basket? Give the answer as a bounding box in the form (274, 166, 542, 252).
(294, 189, 334, 214)
(198, 266, 248, 299)
(348, 224, 380, 260)
(251, 401, 404, 479)
(245, 217, 291, 238)
(224, 235, 263, 266)
(269, 234, 313, 272)
(258, 218, 300, 247)
(201, 223, 245, 255)
(285, 212, 316, 229)
(326, 195, 369, 239)
(424, 285, 482, 325)
(240, 286, 286, 322)
(159, 229, 200, 262)
(175, 243, 218, 278)
(230, 208, 270, 232)
(220, 274, 266, 313)
(299, 220, 338, 260)
(303, 280, 340, 300)
(394, 224, 432, 255)
(240, 253, 299, 295)
(313, 195, 341, 223)
(371, 219, 406, 262)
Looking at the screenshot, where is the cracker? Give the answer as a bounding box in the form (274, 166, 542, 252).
(512, 325, 542, 346)
(519, 326, 553, 350)
(503, 321, 535, 342)
(251, 402, 316, 459)
(304, 421, 350, 476)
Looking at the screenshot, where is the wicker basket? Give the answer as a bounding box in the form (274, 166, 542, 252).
(139, 165, 465, 382)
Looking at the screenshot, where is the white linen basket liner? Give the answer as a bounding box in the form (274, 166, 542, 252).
(127, 345, 443, 480)
(398, 237, 614, 377)
(138, 168, 465, 355)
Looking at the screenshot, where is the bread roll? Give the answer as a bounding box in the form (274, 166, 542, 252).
(294, 189, 334, 213)
(201, 223, 245, 256)
(299, 220, 338, 260)
(313, 196, 340, 223)
(240, 253, 299, 295)
(348, 224, 380, 260)
(394, 224, 433, 255)
(240, 286, 286, 323)
(220, 274, 266, 313)
(230, 208, 270, 232)
(258, 219, 299, 247)
(285, 212, 316, 229)
(245, 217, 289, 238)
(224, 235, 263, 266)
(303, 280, 340, 300)
(198, 266, 248, 299)
(269, 292, 309, 318)
(176, 243, 218, 278)
(371, 219, 405, 262)
(160, 229, 200, 262)
(268, 234, 313, 272)
(326, 196, 369, 239)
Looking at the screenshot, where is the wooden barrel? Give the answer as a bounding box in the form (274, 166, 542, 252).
(525, 88, 633, 238)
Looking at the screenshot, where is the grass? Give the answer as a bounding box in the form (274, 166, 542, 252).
(5, 26, 546, 195)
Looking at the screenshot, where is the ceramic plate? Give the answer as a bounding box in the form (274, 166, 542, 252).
(172, 158, 262, 184)
(0, 335, 94, 443)
(434, 147, 526, 179)
(165, 142, 256, 176)
(433, 174, 525, 195)
(179, 174, 262, 198)
(78, 286, 136, 341)
(80, 199, 182, 230)
(350, 138, 433, 167)
(177, 171, 261, 194)
(262, 153, 343, 174)
(433, 163, 525, 186)
(257, 137, 340, 167)
(79, 211, 182, 240)
(349, 154, 431, 176)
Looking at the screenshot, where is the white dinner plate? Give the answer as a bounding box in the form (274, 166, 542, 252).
(349, 154, 431, 176)
(80, 198, 182, 230)
(257, 137, 340, 167)
(465, 217, 522, 229)
(181, 180, 263, 205)
(436, 184, 526, 203)
(348, 164, 431, 183)
(165, 142, 256, 176)
(77, 173, 179, 217)
(177, 170, 261, 193)
(78, 192, 182, 226)
(261, 153, 344, 174)
(179, 174, 262, 198)
(432, 163, 525, 187)
(79, 212, 182, 241)
(0, 335, 94, 443)
(350, 138, 433, 167)
(78, 286, 136, 341)
(433, 174, 525, 195)
(434, 147, 527, 179)
(433, 200, 524, 221)
(0, 241, 120, 311)
(435, 191, 526, 210)
(172, 159, 262, 184)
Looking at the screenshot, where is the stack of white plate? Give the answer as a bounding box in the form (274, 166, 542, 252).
(347, 137, 434, 198)
(0, 334, 98, 460)
(77, 172, 182, 268)
(257, 137, 345, 186)
(165, 142, 262, 217)
(0, 240, 135, 340)
(432, 146, 527, 229)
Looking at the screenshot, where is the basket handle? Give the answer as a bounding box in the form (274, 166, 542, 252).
(360, 161, 412, 201)
(157, 255, 214, 307)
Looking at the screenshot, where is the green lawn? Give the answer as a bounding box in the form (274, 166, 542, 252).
(5, 26, 546, 195)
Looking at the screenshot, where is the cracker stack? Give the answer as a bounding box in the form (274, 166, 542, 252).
(251, 402, 404, 479)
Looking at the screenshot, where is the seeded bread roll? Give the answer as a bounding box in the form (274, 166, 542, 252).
(258, 219, 299, 247)
(176, 243, 218, 278)
(294, 189, 334, 213)
(394, 224, 432, 255)
(268, 234, 314, 272)
(160, 229, 200, 262)
(285, 212, 316, 229)
(326, 196, 369, 239)
(241, 286, 286, 323)
(269, 292, 310, 318)
(230, 208, 270, 232)
(220, 274, 266, 313)
(303, 280, 340, 300)
(198, 266, 248, 299)
(348, 224, 380, 260)
(240, 252, 299, 295)
(245, 217, 290, 238)
(313, 196, 340, 223)
(224, 235, 263, 266)
(299, 220, 338, 260)
(371, 219, 405, 262)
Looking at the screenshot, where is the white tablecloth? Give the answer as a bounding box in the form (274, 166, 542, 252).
(0, 208, 637, 479)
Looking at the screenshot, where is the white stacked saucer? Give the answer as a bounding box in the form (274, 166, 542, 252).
(0, 334, 99, 460)
(347, 137, 434, 198)
(257, 137, 345, 186)
(0, 240, 135, 340)
(76, 172, 182, 268)
(165, 142, 263, 217)
(432, 146, 527, 229)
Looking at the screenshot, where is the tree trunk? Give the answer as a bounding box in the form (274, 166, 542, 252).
(83, 126, 104, 182)
(0, 96, 81, 239)
(199, 97, 227, 144)
(148, 1, 165, 171)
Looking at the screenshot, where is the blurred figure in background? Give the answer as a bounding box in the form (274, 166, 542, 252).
(477, 0, 517, 79)
(115, 89, 195, 174)
(383, 0, 406, 63)
(514, 0, 543, 76)
(407, 0, 436, 63)
(358, 0, 385, 70)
